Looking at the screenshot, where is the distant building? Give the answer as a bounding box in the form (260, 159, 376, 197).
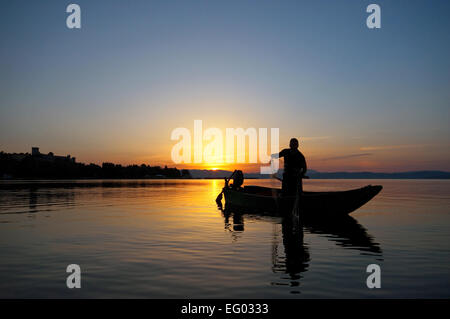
(30, 147, 76, 163)
(32, 147, 40, 156)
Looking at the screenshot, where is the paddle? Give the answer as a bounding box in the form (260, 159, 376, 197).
(215, 170, 237, 203)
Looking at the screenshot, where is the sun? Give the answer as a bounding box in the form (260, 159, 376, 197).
(204, 163, 225, 171)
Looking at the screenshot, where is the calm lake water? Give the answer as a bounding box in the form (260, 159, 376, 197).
(0, 179, 449, 298)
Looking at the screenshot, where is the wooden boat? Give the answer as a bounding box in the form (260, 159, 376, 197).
(223, 184, 382, 217)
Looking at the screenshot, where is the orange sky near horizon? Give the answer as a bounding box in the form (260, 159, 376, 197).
(13, 121, 447, 173)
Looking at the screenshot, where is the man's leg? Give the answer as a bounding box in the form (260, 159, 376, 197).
(286, 175, 297, 196)
(298, 177, 303, 193)
(282, 173, 289, 195)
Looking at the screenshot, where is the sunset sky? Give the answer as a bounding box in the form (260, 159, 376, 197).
(1, 0, 449, 172)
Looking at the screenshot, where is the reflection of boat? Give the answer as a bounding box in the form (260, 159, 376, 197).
(223, 184, 382, 216)
(220, 204, 382, 256)
(219, 203, 382, 292)
(303, 215, 382, 254)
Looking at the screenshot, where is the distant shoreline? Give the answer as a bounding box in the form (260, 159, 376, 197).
(1, 176, 450, 181)
(187, 169, 450, 180)
(2, 151, 449, 180)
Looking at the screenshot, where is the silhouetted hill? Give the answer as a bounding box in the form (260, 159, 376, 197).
(307, 170, 450, 179)
(188, 169, 268, 179)
(188, 169, 450, 179)
(187, 169, 232, 179)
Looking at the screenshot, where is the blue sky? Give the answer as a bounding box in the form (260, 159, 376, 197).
(1, 0, 449, 171)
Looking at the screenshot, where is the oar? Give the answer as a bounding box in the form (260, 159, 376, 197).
(216, 170, 237, 203)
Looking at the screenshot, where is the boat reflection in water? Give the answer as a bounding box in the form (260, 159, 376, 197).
(217, 201, 382, 292)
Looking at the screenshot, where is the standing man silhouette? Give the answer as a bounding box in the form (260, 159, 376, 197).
(273, 138, 307, 195)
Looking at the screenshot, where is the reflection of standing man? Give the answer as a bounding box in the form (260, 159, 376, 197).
(272, 138, 307, 195)
(281, 215, 310, 278)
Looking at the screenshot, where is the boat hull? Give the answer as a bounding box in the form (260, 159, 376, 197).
(223, 185, 382, 217)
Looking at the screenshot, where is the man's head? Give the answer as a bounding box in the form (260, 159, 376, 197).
(289, 138, 299, 149)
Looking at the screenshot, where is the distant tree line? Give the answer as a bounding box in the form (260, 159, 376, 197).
(0, 152, 191, 179)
